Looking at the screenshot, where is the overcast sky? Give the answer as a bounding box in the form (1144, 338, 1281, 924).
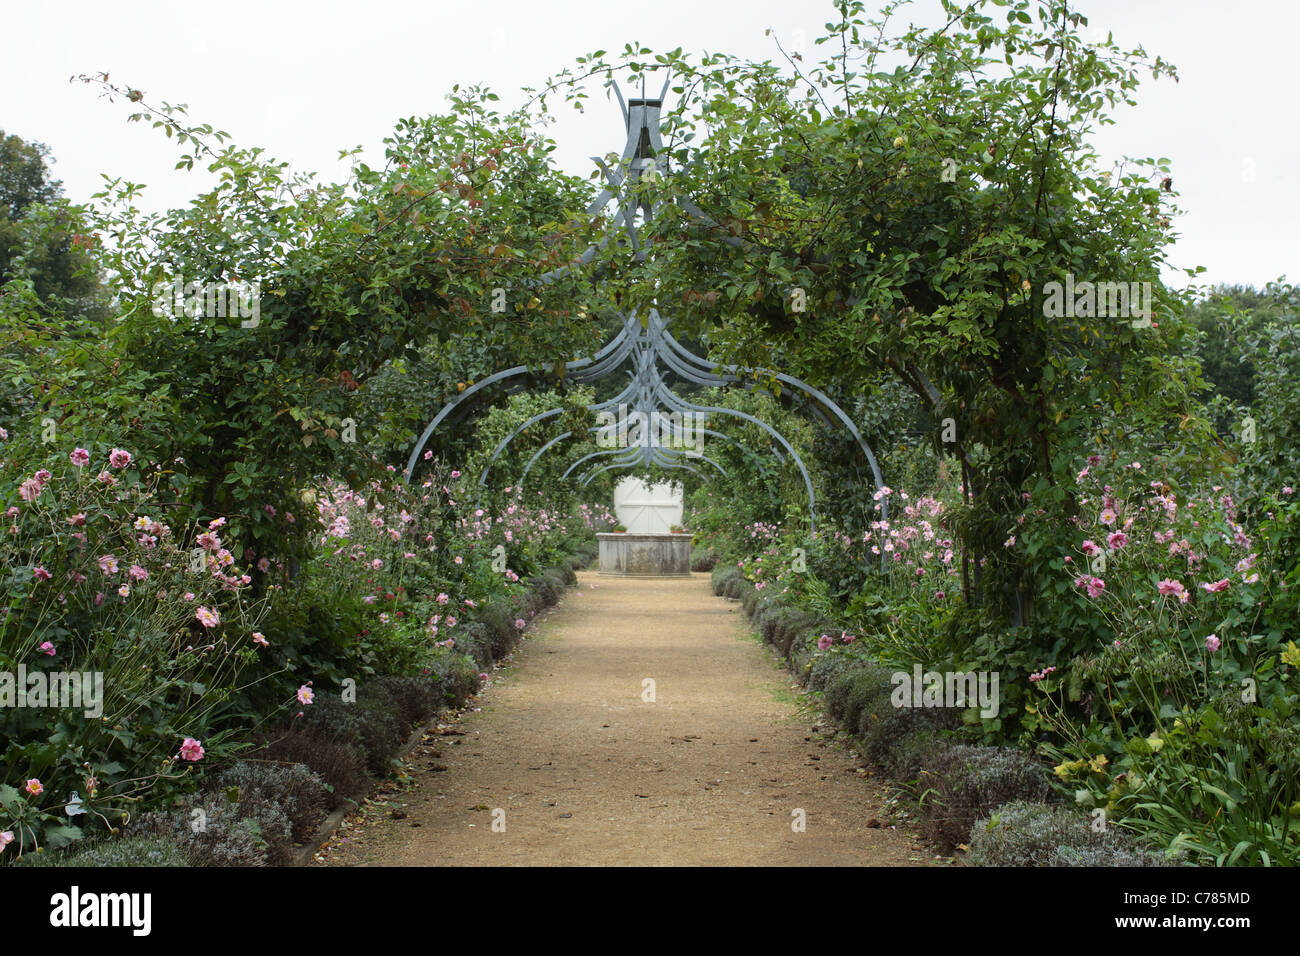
(3, 0, 1294, 294)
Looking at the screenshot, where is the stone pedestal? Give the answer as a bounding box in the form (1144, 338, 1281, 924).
(597, 532, 691, 576)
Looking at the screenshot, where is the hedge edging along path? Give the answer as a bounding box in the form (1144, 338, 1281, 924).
(293, 547, 594, 865)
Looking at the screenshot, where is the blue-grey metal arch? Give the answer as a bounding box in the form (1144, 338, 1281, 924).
(404, 73, 886, 538)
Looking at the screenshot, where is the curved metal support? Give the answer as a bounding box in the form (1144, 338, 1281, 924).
(575, 440, 724, 486)
(404, 78, 886, 546)
(477, 407, 566, 488)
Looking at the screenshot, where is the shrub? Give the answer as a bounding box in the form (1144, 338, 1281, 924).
(13, 833, 189, 867)
(76, 834, 190, 866)
(130, 799, 277, 867)
(772, 608, 819, 659)
(213, 760, 329, 844)
(477, 602, 519, 659)
(420, 647, 481, 705)
(372, 674, 439, 731)
(916, 745, 1055, 851)
(823, 664, 894, 729)
(857, 691, 961, 779)
(968, 800, 1181, 867)
(525, 574, 558, 607)
(711, 566, 742, 595)
(449, 621, 494, 670)
(300, 696, 405, 775)
(808, 651, 853, 693)
(252, 726, 370, 809)
(691, 548, 719, 572)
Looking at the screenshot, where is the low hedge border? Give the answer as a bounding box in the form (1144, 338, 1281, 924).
(17, 544, 595, 868)
(710, 564, 1179, 866)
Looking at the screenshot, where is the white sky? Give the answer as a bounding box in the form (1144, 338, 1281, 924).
(3, 0, 1294, 294)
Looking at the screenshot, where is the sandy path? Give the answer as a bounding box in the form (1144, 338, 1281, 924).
(315, 571, 934, 866)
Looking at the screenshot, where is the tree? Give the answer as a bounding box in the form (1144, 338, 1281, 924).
(551, 0, 1218, 635)
(0, 130, 104, 308)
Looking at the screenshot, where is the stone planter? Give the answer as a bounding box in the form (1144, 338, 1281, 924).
(597, 532, 691, 576)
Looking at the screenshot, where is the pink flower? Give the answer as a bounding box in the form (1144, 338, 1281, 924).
(97, 554, 119, 575)
(96, 470, 116, 486)
(179, 737, 205, 762)
(1086, 577, 1106, 598)
(297, 685, 314, 705)
(436, 593, 449, 605)
(252, 632, 268, 647)
(33, 566, 52, 582)
(371, 559, 383, 570)
(841, 631, 856, 644)
(1106, 531, 1127, 549)
(0, 831, 13, 853)
(257, 557, 271, 573)
(196, 532, 221, 551)
(450, 470, 461, 479)
(108, 448, 132, 469)
(117, 584, 131, 598)
(195, 606, 220, 628)
(1205, 633, 1221, 653)
(183, 591, 195, 602)
(1081, 539, 1101, 556)
(18, 478, 42, 502)
(25, 778, 43, 796)
(1157, 578, 1187, 601)
(66, 513, 86, 527)
(39, 641, 55, 656)
(514, 618, 526, 630)
(1099, 508, 1117, 526)
(69, 447, 90, 467)
(423, 450, 433, 460)
(817, 634, 833, 650)
(1201, 578, 1230, 594)
(128, 564, 148, 581)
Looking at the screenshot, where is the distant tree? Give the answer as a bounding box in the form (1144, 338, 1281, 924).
(0, 129, 105, 309)
(1184, 283, 1286, 417)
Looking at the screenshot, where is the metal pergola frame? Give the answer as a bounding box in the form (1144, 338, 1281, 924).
(403, 74, 888, 533)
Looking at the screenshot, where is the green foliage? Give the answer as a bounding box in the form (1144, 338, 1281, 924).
(916, 744, 1054, 851)
(969, 800, 1181, 867)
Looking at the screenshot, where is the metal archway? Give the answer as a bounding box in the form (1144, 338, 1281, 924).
(404, 73, 888, 533)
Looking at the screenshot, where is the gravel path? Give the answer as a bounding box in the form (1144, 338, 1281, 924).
(315, 571, 935, 866)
